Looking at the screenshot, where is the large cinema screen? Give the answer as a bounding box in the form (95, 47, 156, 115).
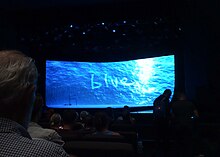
(46, 55, 175, 110)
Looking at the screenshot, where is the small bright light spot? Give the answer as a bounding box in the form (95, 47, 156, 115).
(178, 27, 182, 31)
(82, 32, 86, 35)
(123, 21, 126, 24)
(102, 23, 105, 25)
(112, 30, 116, 33)
(70, 25, 73, 28)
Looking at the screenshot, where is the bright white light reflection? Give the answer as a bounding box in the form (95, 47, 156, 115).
(134, 58, 155, 93)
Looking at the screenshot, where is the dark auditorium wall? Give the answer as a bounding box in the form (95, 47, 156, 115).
(0, 15, 16, 50)
(181, 0, 220, 117)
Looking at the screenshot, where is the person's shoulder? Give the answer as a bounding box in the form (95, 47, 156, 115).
(112, 131, 120, 136)
(43, 127, 60, 135)
(155, 95, 164, 101)
(31, 138, 69, 156)
(105, 130, 120, 136)
(154, 95, 164, 104)
(32, 126, 60, 137)
(117, 116, 123, 120)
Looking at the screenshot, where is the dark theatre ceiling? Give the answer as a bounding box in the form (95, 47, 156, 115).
(0, 0, 219, 61)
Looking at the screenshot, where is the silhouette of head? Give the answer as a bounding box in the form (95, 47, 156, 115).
(62, 109, 78, 124)
(163, 89, 172, 98)
(94, 112, 110, 131)
(50, 113, 62, 126)
(80, 110, 89, 122)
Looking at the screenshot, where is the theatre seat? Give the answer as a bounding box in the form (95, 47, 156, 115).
(117, 131, 138, 152)
(64, 141, 135, 157)
(110, 123, 137, 132)
(83, 134, 126, 142)
(57, 130, 83, 142)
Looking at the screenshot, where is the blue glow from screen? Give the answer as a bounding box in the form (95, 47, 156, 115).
(46, 55, 175, 109)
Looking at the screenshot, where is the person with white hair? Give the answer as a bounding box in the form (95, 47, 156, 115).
(0, 50, 70, 157)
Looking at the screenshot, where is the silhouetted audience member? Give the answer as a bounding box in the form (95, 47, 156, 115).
(170, 91, 200, 157)
(153, 89, 172, 120)
(105, 107, 115, 122)
(82, 114, 96, 134)
(62, 109, 83, 131)
(80, 110, 89, 126)
(40, 107, 55, 124)
(50, 113, 63, 130)
(171, 91, 199, 124)
(116, 105, 135, 124)
(0, 50, 69, 156)
(93, 112, 120, 136)
(153, 89, 172, 157)
(28, 93, 64, 145)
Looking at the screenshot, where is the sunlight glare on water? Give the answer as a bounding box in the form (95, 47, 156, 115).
(134, 58, 155, 94)
(135, 58, 154, 84)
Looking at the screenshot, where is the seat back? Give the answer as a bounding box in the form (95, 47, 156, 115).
(64, 141, 135, 157)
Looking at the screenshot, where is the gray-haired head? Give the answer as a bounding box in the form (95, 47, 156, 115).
(0, 50, 38, 127)
(0, 50, 38, 104)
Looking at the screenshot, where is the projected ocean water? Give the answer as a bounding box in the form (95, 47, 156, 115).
(46, 55, 175, 108)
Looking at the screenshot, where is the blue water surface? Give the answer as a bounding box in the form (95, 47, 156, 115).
(46, 55, 175, 108)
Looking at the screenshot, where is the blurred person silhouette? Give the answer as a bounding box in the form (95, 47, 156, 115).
(50, 113, 63, 130)
(28, 93, 64, 145)
(171, 91, 199, 123)
(116, 105, 135, 124)
(170, 91, 200, 157)
(62, 109, 83, 131)
(40, 107, 55, 124)
(93, 111, 120, 136)
(82, 114, 96, 134)
(153, 89, 172, 157)
(153, 89, 172, 121)
(105, 107, 115, 122)
(79, 110, 89, 126)
(0, 50, 69, 156)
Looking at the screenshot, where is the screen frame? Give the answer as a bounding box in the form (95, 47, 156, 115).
(45, 54, 175, 113)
